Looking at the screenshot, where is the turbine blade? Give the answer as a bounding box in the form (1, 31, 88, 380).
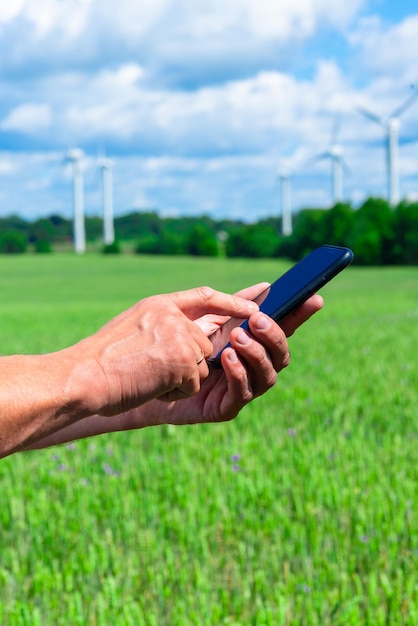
(341, 159, 351, 175)
(305, 152, 329, 167)
(329, 115, 342, 146)
(356, 105, 383, 126)
(391, 88, 418, 118)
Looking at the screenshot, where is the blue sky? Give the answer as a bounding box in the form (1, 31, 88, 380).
(1, 0, 418, 224)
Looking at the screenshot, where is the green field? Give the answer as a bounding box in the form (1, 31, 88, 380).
(0, 254, 417, 625)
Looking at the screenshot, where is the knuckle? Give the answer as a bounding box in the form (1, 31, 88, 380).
(231, 294, 247, 314)
(196, 285, 215, 302)
(283, 351, 291, 368)
(242, 388, 254, 405)
(266, 370, 278, 388)
(275, 330, 289, 354)
(275, 350, 290, 372)
(235, 371, 254, 404)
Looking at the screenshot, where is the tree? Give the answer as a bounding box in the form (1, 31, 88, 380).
(0, 214, 28, 232)
(347, 198, 395, 265)
(115, 211, 162, 240)
(28, 218, 54, 246)
(34, 240, 52, 253)
(0, 231, 27, 254)
(135, 231, 186, 255)
(322, 203, 355, 247)
(102, 240, 121, 255)
(227, 223, 279, 258)
(392, 201, 418, 264)
(280, 209, 328, 260)
(186, 223, 218, 256)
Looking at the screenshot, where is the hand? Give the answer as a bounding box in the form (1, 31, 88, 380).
(139, 286, 323, 426)
(21, 287, 323, 451)
(64, 286, 259, 416)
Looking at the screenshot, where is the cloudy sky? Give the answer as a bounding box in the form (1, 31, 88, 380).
(1, 0, 418, 224)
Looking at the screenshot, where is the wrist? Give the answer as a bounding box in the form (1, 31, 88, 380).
(59, 343, 110, 419)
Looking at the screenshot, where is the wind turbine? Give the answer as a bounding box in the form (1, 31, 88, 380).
(97, 155, 115, 245)
(64, 148, 86, 254)
(277, 168, 293, 236)
(357, 88, 418, 206)
(307, 116, 348, 205)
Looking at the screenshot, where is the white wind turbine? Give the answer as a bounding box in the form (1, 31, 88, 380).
(277, 168, 293, 236)
(357, 88, 418, 206)
(64, 148, 86, 254)
(97, 155, 115, 245)
(307, 116, 348, 205)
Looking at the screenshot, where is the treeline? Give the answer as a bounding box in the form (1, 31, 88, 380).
(0, 197, 417, 264)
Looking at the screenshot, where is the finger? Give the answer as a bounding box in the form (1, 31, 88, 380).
(196, 349, 206, 366)
(246, 313, 291, 373)
(194, 284, 271, 335)
(169, 286, 259, 320)
(186, 319, 219, 359)
(229, 324, 282, 396)
(196, 350, 210, 379)
(232, 282, 270, 301)
(279, 294, 324, 337)
(217, 348, 254, 420)
(159, 352, 210, 401)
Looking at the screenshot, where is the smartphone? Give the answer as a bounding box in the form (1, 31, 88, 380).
(207, 244, 354, 368)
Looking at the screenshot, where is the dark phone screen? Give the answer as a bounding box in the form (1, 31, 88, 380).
(208, 245, 353, 364)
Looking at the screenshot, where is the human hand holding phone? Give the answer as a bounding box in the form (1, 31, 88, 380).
(207, 245, 353, 368)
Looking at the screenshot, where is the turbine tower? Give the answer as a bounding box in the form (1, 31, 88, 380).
(64, 148, 86, 254)
(97, 155, 115, 245)
(357, 88, 418, 206)
(307, 116, 348, 205)
(278, 168, 292, 236)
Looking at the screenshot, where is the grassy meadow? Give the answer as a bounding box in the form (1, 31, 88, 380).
(0, 253, 417, 625)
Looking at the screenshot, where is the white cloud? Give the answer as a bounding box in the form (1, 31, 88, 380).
(4, 0, 365, 42)
(0, 0, 26, 23)
(50, 60, 354, 158)
(0, 0, 366, 85)
(0, 155, 18, 175)
(11, 0, 93, 38)
(350, 15, 418, 83)
(94, 0, 170, 42)
(1, 103, 52, 134)
(246, 0, 365, 38)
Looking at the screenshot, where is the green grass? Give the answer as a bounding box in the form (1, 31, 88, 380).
(0, 254, 417, 625)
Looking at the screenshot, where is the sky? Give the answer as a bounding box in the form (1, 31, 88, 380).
(1, 0, 418, 224)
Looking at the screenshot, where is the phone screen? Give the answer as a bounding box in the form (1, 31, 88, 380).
(208, 245, 353, 367)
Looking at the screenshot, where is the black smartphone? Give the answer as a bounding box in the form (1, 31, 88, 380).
(207, 244, 354, 368)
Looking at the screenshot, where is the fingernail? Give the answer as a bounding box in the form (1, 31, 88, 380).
(255, 314, 271, 331)
(248, 301, 259, 313)
(237, 329, 250, 345)
(227, 349, 238, 363)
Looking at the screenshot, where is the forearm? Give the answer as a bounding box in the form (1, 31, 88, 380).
(0, 348, 102, 458)
(23, 403, 164, 450)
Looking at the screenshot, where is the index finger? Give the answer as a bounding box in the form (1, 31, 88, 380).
(169, 286, 259, 320)
(232, 282, 271, 301)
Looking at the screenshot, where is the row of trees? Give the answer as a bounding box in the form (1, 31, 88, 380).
(0, 198, 417, 264)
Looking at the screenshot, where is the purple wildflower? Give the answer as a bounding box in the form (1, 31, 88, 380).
(102, 463, 120, 477)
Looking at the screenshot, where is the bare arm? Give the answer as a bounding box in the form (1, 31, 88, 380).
(0, 287, 259, 458)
